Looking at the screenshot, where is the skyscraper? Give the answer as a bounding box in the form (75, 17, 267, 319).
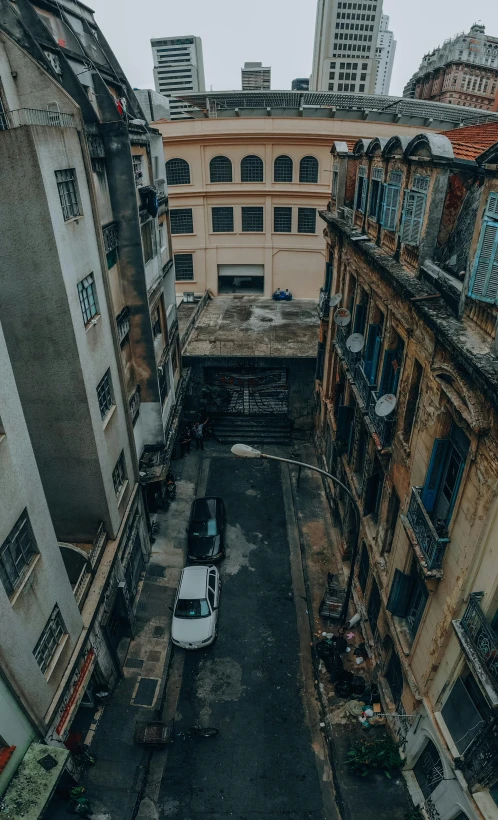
(151, 36, 205, 120)
(311, 0, 384, 94)
(375, 15, 396, 95)
(242, 62, 271, 91)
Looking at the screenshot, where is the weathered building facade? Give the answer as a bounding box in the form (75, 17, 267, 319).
(316, 122, 498, 819)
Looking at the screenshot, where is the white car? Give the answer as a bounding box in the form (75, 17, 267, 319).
(171, 565, 220, 649)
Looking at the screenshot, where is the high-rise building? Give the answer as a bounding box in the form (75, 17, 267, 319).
(151, 36, 205, 120)
(242, 62, 271, 91)
(311, 0, 384, 93)
(292, 78, 310, 91)
(375, 15, 396, 95)
(405, 24, 498, 111)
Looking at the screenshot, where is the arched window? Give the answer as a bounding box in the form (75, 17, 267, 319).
(300, 155, 319, 183)
(241, 155, 264, 182)
(274, 155, 293, 183)
(165, 158, 190, 186)
(209, 156, 232, 183)
(413, 740, 444, 799)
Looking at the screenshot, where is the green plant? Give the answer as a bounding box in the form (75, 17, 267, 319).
(69, 786, 86, 799)
(404, 809, 424, 820)
(346, 737, 403, 778)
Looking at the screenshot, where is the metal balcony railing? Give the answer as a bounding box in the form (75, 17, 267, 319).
(368, 389, 396, 448)
(458, 719, 498, 789)
(407, 487, 449, 569)
(354, 360, 376, 412)
(459, 594, 498, 687)
(7, 108, 76, 128)
(103, 222, 119, 254)
(116, 306, 130, 345)
(89, 522, 107, 569)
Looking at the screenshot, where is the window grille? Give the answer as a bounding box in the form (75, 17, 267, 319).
(77, 274, 98, 325)
(112, 451, 127, 496)
(298, 208, 316, 233)
(0, 511, 39, 597)
(33, 605, 66, 674)
(152, 306, 162, 338)
(242, 207, 264, 232)
(299, 156, 319, 183)
(372, 167, 384, 181)
(102, 222, 119, 254)
(212, 207, 234, 233)
(241, 155, 264, 182)
(209, 156, 232, 183)
(141, 220, 156, 263)
(55, 169, 82, 221)
(129, 388, 140, 425)
(132, 155, 143, 187)
(165, 158, 190, 185)
(174, 254, 194, 281)
(412, 175, 430, 193)
(0, 95, 9, 131)
(159, 362, 171, 404)
(170, 208, 193, 234)
(96, 370, 114, 420)
(274, 207, 292, 233)
(389, 170, 403, 185)
(116, 307, 130, 345)
(274, 155, 293, 182)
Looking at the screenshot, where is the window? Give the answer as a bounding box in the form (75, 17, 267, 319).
(469, 194, 498, 303)
(381, 181, 401, 232)
(241, 155, 264, 182)
(97, 370, 114, 420)
(413, 740, 444, 799)
(209, 156, 232, 183)
(212, 207, 234, 233)
(77, 274, 98, 325)
(141, 220, 156, 263)
(33, 605, 66, 674)
(242, 207, 264, 232)
(112, 451, 127, 497)
(401, 190, 426, 246)
(379, 339, 404, 396)
(358, 543, 370, 593)
(332, 168, 339, 200)
(174, 253, 194, 281)
(55, 169, 82, 221)
(132, 155, 143, 187)
(441, 672, 489, 755)
(159, 362, 171, 404)
(403, 359, 423, 442)
(170, 208, 193, 234)
(274, 207, 292, 233)
(0, 511, 39, 597)
(387, 564, 428, 638)
(299, 156, 319, 183)
(298, 208, 316, 233)
(165, 158, 190, 185)
(368, 167, 384, 220)
(363, 320, 383, 384)
(152, 306, 162, 338)
(367, 577, 381, 632)
(355, 166, 368, 213)
(420, 425, 469, 528)
(107, 247, 118, 270)
(274, 155, 293, 182)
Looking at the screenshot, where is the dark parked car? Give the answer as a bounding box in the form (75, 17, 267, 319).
(187, 497, 226, 563)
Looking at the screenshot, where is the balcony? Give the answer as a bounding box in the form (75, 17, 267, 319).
(368, 388, 396, 449)
(453, 594, 498, 707)
(457, 719, 498, 789)
(406, 487, 449, 571)
(103, 222, 119, 254)
(354, 360, 376, 411)
(318, 289, 330, 321)
(335, 326, 359, 373)
(116, 306, 130, 345)
(5, 108, 75, 128)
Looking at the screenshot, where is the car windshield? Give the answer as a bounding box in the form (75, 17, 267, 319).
(175, 598, 210, 619)
(191, 519, 218, 537)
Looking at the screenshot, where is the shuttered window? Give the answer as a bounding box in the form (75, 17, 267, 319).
(363, 323, 383, 385)
(401, 191, 426, 246)
(420, 439, 449, 514)
(381, 184, 401, 231)
(332, 168, 339, 199)
(485, 191, 498, 219)
(469, 216, 498, 303)
(355, 166, 368, 213)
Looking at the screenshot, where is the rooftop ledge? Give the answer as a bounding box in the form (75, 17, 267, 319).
(320, 209, 498, 411)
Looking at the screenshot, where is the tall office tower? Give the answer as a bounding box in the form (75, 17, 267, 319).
(242, 62, 271, 91)
(151, 36, 205, 120)
(374, 15, 396, 94)
(311, 0, 384, 94)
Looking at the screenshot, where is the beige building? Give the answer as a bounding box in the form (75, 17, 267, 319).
(155, 91, 497, 300)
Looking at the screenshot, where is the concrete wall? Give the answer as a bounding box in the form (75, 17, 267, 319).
(0, 676, 37, 795)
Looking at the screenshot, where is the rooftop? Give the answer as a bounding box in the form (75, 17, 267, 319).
(441, 122, 498, 161)
(182, 297, 319, 359)
(173, 90, 498, 129)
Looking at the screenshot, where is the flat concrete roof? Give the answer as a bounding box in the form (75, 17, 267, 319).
(183, 296, 319, 359)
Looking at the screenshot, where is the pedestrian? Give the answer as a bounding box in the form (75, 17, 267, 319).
(191, 417, 209, 451)
(180, 426, 191, 458)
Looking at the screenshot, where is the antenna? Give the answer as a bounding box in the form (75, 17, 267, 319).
(334, 308, 351, 327)
(375, 394, 397, 418)
(346, 333, 365, 353)
(329, 292, 343, 308)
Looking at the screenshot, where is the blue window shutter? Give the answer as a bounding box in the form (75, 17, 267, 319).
(379, 350, 397, 395)
(363, 323, 381, 381)
(353, 303, 367, 334)
(469, 221, 498, 303)
(325, 262, 333, 292)
(401, 191, 426, 246)
(387, 569, 414, 617)
(382, 185, 400, 232)
(421, 439, 450, 513)
(360, 177, 368, 214)
(370, 333, 382, 386)
(485, 192, 498, 220)
(336, 405, 354, 442)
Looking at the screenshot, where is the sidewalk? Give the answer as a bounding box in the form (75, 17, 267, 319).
(50, 450, 203, 820)
(284, 442, 413, 820)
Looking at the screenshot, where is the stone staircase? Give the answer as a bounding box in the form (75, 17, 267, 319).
(212, 414, 292, 445)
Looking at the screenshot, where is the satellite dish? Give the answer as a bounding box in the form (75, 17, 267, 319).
(346, 333, 365, 354)
(375, 394, 397, 418)
(329, 292, 343, 308)
(334, 308, 351, 327)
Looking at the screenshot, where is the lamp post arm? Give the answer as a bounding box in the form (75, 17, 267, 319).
(260, 453, 358, 512)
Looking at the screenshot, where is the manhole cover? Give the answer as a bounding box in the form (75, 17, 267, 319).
(125, 658, 144, 669)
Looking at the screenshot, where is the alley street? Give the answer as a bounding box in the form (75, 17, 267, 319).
(157, 448, 336, 819)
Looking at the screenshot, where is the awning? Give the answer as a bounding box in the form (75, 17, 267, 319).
(0, 743, 69, 819)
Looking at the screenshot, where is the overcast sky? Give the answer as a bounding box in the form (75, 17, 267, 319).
(89, 0, 498, 97)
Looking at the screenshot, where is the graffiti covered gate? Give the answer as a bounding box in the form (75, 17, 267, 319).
(204, 368, 289, 415)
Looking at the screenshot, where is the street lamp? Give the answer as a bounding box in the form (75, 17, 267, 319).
(231, 444, 361, 624)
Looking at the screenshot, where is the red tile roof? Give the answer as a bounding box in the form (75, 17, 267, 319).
(440, 122, 498, 161)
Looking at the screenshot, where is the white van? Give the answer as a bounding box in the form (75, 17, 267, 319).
(171, 565, 220, 649)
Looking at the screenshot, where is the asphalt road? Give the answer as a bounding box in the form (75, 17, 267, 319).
(159, 454, 329, 819)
